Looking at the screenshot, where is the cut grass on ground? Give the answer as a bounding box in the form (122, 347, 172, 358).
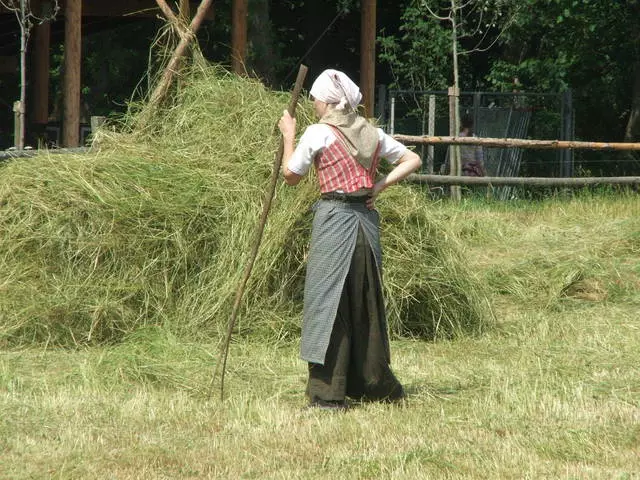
(1, 194, 639, 479)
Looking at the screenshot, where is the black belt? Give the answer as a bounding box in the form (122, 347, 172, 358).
(320, 192, 370, 203)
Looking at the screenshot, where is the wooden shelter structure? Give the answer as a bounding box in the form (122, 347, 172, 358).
(0, 0, 215, 147)
(1, 0, 378, 148)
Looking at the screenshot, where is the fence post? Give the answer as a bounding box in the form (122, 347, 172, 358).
(427, 95, 435, 174)
(389, 95, 396, 135)
(448, 86, 461, 200)
(561, 89, 574, 177)
(13, 101, 23, 150)
(473, 92, 481, 133)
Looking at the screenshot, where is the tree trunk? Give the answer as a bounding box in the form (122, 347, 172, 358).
(449, 0, 461, 200)
(360, 0, 376, 118)
(31, 17, 50, 127)
(62, 0, 82, 147)
(231, 0, 247, 75)
(17, 0, 27, 150)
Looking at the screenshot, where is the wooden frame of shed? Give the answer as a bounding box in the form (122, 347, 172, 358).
(1, 0, 378, 148)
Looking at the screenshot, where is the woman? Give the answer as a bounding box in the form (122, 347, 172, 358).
(278, 69, 422, 410)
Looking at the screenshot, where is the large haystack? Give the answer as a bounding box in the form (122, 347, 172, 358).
(0, 62, 492, 346)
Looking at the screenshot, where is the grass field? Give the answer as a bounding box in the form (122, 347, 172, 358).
(1, 192, 638, 479)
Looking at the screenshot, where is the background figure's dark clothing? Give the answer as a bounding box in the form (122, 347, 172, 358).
(307, 226, 404, 403)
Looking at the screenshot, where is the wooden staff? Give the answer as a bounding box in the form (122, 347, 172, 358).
(394, 135, 640, 151)
(210, 64, 309, 401)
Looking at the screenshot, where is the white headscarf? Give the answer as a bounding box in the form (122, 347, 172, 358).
(309, 69, 379, 169)
(309, 69, 363, 111)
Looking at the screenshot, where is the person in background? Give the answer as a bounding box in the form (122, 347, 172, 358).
(459, 116, 486, 177)
(278, 69, 422, 411)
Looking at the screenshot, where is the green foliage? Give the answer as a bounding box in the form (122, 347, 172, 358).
(488, 0, 640, 148)
(378, 1, 451, 91)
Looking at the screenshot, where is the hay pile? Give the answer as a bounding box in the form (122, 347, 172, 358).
(0, 62, 492, 346)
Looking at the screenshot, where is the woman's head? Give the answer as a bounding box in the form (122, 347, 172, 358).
(309, 69, 362, 117)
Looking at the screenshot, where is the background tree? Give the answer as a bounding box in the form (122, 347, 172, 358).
(486, 0, 640, 174)
(0, 0, 58, 149)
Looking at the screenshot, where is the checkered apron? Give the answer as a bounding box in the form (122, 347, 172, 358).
(300, 199, 385, 364)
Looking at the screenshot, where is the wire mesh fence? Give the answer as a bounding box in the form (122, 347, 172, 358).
(379, 88, 589, 198)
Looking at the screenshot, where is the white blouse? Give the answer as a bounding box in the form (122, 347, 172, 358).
(288, 124, 408, 176)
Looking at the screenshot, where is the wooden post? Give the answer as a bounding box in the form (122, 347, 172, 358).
(13, 101, 23, 149)
(231, 0, 247, 75)
(389, 95, 395, 135)
(448, 86, 461, 200)
(427, 94, 435, 174)
(561, 89, 574, 177)
(360, 0, 376, 118)
(62, 0, 81, 147)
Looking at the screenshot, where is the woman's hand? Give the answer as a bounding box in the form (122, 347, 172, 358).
(366, 150, 422, 210)
(278, 110, 302, 186)
(278, 110, 296, 141)
(366, 182, 384, 210)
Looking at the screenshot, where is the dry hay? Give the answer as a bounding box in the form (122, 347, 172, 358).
(0, 62, 492, 346)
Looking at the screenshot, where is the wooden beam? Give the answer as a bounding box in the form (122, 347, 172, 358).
(231, 0, 247, 75)
(145, 0, 214, 110)
(62, 0, 81, 147)
(393, 135, 640, 151)
(360, 0, 376, 117)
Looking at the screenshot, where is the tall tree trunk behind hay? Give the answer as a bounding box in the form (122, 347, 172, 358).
(17, 0, 28, 150)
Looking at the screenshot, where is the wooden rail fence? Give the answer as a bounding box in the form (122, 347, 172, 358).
(394, 135, 640, 187)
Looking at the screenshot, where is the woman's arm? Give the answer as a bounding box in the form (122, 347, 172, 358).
(278, 111, 304, 186)
(366, 149, 422, 209)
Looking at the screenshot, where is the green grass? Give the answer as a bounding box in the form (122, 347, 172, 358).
(1, 193, 639, 479)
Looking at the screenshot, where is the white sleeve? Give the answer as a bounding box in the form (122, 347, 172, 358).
(377, 128, 408, 164)
(287, 124, 335, 176)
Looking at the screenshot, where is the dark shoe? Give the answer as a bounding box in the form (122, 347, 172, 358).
(306, 399, 349, 411)
(385, 385, 407, 403)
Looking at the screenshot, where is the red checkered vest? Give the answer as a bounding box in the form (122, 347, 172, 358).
(314, 126, 381, 194)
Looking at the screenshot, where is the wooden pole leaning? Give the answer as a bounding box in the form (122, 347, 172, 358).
(149, 0, 214, 108)
(210, 64, 309, 401)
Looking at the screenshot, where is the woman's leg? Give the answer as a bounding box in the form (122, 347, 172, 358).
(306, 293, 351, 405)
